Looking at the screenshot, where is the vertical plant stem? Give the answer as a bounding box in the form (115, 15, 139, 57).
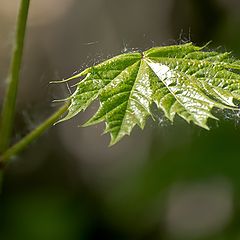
(0, 0, 30, 193)
(0, 0, 30, 152)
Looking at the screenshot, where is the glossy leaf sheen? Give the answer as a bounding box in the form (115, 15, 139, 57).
(58, 43, 240, 145)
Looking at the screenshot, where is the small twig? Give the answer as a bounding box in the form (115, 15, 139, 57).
(0, 103, 69, 168)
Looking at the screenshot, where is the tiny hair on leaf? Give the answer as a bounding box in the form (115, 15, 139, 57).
(55, 42, 240, 145)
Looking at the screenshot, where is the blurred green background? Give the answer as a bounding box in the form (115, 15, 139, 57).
(1, 0, 240, 239)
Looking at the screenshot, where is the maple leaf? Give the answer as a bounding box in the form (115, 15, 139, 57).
(55, 43, 240, 145)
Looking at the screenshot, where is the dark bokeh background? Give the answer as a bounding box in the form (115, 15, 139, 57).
(1, 0, 240, 239)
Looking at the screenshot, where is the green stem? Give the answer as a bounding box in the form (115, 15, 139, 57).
(0, 0, 30, 152)
(0, 103, 69, 167)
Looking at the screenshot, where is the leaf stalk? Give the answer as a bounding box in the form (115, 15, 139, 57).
(0, 103, 69, 168)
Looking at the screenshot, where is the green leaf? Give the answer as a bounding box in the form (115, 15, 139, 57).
(56, 43, 240, 145)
